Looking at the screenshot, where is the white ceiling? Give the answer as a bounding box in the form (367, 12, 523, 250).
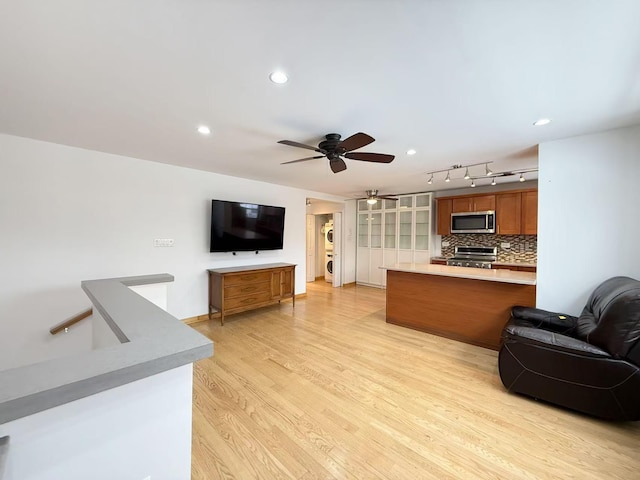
(2, 1, 639, 199)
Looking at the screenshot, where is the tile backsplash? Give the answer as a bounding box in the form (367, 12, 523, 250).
(441, 234, 537, 263)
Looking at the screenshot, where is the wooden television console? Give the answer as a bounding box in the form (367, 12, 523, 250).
(207, 263, 296, 325)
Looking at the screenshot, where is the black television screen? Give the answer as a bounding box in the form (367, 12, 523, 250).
(210, 199, 285, 252)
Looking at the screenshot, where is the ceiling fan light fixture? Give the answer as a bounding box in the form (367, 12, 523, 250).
(269, 71, 288, 84)
(366, 198, 378, 205)
(445, 171, 451, 183)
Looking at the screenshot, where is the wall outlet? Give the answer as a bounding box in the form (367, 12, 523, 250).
(500, 242, 511, 249)
(442, 241, 450, 247)
(153, 238, 174, 247)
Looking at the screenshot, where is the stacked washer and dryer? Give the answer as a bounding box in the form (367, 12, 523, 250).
(324, 220, 334, 282)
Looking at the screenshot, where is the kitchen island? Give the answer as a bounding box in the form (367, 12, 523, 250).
(384, 264, 536, 350)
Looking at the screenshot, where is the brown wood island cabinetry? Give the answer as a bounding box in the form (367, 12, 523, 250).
(208, 263, 295, 325)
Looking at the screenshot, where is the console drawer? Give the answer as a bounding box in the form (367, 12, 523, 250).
(224, 291, 272, 310)
(224, 271, 272, 286)
(225, 281, 271, 299)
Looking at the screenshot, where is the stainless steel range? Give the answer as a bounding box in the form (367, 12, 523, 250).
(446, 246, 497, 269)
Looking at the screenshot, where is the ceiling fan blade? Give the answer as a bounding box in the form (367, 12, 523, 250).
(344, 152, 395, 163)
(379, 195, 398, 201)
(277, 140, 326, 153)
(329, 158, 347, 173)
(338, 132, 375, 152)
(281, 155, 325, 165)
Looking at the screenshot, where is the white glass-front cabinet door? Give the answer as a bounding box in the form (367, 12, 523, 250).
(368, 212, 383, 285)
(382, 211, 398, 286)
(415, 193, 431, 208)
(398, 210, 413, 263)
(414, 209, 431, 263)
(357, 213, 369, 248)
(370, 212, 382, 248)
(356, 212, 370, 284)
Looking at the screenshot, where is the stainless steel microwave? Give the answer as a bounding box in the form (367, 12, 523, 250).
(451, 211, 495, 234)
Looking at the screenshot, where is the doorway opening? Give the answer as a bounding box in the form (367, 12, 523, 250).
(305, 199, 344, 288)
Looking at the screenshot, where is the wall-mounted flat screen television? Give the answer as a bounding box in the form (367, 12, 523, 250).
(210, 199, 285, 252)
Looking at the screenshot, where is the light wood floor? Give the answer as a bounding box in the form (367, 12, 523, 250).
(191, 281, 640, 479)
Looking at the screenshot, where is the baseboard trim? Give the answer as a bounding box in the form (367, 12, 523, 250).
(182, 295, 303, 325)
(182, 313, 217, 325)
(315, 275, 325, 280)
(342, 282, 356, 288)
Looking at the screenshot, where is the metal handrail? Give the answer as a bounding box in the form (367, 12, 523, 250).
(49, 308, 93, 335)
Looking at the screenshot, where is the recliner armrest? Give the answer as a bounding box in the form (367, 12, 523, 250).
(503, 324, 610, 358)
(511, 306, 577, 335)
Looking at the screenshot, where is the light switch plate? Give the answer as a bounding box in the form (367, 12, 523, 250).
(153, 239, 174, 247)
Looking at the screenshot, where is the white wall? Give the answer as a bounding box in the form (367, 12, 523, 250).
(537, 124, 640, 314)
(0, 134, 344, 368)
(0, 364, 193, 480)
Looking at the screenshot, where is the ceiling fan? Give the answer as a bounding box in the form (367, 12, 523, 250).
(360, 189, 398, 205)
(277, 132, 395, 173)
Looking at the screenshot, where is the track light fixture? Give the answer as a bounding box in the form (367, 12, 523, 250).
(426, 162, 537, 188)
(426, 162, 493, 186)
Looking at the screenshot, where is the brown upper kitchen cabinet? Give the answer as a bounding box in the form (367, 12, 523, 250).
(521, 190, 538, 235)
(452, 195, 495, 213)
(496, 193, 522, 235)
(436, 198, 452, 235)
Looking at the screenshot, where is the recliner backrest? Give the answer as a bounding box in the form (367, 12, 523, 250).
(587, 277, 640, 361)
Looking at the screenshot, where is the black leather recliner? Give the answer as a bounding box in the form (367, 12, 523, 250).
(499, 276, 640, 421)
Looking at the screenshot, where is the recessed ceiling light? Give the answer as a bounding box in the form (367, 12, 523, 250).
(406, 149, 417, 156)
(533, 118, 551, 126)
(197, 125, 211, 135)
(269, 71, 288, 84)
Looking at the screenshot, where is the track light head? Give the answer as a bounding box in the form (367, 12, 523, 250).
(519, 173, 525, 182)
(470, 180, 476, 187)
(491, 177, 496, 186)
(427, 174, 433, 185)
(445, 171, 451, 183)
(464, 168, 470, 180)
(485, 163, 493, 176)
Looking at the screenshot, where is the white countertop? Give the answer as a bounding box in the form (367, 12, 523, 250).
(382, 263, 537, 285)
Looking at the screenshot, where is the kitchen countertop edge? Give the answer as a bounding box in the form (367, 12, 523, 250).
(382, 263, 537, 285)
